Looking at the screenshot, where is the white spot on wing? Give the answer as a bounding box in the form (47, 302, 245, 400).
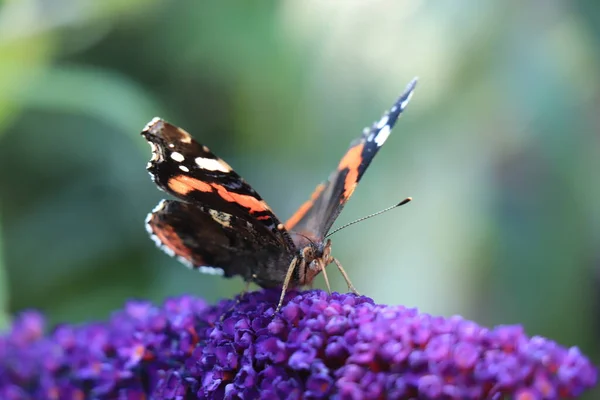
(149, 143, 160, 161)
(179, 165, 190, 172)
(198, 266, 225, 276)
(161, 245, 175, 257)
(195, 157, 231, 172)
(148, 226, 175, 257)
(374, 125, 391, 147)
(170, 152, 185, 162)
(151, 200, 168, 213)
(143, 117, 162, 132)
(376, 115, 389, 129)
(209, 209, 232, 227)
(178, 256, 224, 275)
(177, 256, 194, 269)
(145, 200, 167, 237)
(145, 216, 155, 236)
(149, 233, 161, 247)
(400, 91, 414, 110)
(177, 129, 193, 144)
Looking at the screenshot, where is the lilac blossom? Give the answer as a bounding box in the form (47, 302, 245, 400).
(0, 289, 596, 399)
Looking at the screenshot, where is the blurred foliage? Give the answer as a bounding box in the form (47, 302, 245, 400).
(0, 1, 599, 396)
(0, 206, 7, 328)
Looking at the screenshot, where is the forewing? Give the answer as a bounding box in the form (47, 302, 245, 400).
(285, 78, 417, 241)
(146, 200, 294, 284)
(142, 118, 293, 248)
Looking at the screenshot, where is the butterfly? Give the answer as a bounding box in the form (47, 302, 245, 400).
(143, 78, 417, 310)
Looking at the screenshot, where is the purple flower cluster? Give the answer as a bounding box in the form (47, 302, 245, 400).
(0, 290, 596, 399)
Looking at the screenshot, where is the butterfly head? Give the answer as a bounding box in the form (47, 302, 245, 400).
(297, 238, 333, 286)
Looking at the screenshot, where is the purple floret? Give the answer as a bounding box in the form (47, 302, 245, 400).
(0, 289, 596, 399)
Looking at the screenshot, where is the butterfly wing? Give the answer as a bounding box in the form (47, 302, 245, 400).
(285, 78, 418, 242)
(146, 200, 296, 287)
(142, 118, 294, 250)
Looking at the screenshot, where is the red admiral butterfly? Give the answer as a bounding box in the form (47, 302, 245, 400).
(143, 78, 417, 310)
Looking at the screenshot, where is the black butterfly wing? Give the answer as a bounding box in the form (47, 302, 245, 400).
(285, 78, 418, 243)
(142, 118, 295, 250)
(146, 200, 297, 288)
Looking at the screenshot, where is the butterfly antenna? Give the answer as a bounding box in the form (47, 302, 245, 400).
(325, 197, 412, 238)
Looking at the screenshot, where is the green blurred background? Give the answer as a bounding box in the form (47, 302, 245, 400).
(0, 0, 598, 388)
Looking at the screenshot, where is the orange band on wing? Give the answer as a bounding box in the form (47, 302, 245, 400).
(152, 223, 193, 260)
(168, 175, 212, 195)
(168, 175, 271, 215)
(285, 183, 326, 229)
(337, 143, 364, 200)
(213, 184, 270, 214)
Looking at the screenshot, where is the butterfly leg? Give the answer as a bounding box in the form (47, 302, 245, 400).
(320, 260, 332, 294)
(276, 257, 300, 312)
(332, 257, 360, 295)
